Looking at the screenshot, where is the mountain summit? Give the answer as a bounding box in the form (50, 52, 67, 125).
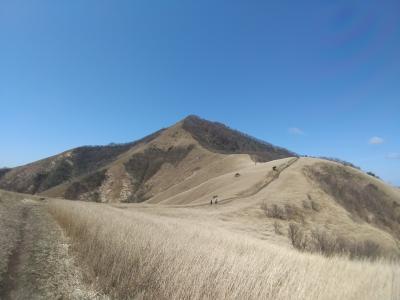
(182, 115, 296, 161)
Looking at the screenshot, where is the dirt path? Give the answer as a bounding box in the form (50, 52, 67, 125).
(0, 206, 29, 299)
(0, 196, 101, 300)
(169, 157, 300, 209)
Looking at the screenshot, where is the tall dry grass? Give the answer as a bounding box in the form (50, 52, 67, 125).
(48, 199, 400, 299)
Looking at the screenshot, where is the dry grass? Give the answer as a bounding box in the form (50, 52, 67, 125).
(303, 163, 400, 239)
(48, 199, 399, 300)
(285, 223, 386, 260)
(0, 192, 100, 299)
(261, 202, 304, 222)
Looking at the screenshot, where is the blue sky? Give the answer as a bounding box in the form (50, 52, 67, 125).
(0, 1, 399, 185)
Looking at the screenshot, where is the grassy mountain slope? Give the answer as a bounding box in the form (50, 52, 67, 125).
(2, 115, 399, 256)
(47, 196, 399, 299)
(2, 189, 398, 299)
(2, 114, 400, 298)
(0, 116, 294, 202)
(140, 156, 400, 257)
(0, 129, 163, 196)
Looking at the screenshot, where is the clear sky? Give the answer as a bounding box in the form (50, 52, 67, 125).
(1, 1, 399, 185)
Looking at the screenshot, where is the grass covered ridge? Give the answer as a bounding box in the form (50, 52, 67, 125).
(48, 199, 399, 300)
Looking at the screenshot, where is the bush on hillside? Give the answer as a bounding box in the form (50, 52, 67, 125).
(312, 156, 361, 170)
(366, 171, 380, 179)
(286, 224, 384, 260)
(64, 169, 107, 201)
(261, 203, 305, 222)
(309, 229, 383, 259)
(288, 223, 307, 250)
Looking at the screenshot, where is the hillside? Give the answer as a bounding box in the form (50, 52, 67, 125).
(0, 116, 295, 202)
(2, 189, 398, 299)
(114, 156, 398, 258)
(2, 116, 400, 299)
(47, 196, 399, 299)
(2, 116, 399, 257)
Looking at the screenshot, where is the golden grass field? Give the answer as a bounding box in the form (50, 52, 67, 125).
(48, 198, 400, 300)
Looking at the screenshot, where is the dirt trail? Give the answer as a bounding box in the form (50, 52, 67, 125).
(0, 206, 28, 300)
(0, 197, 101, 300)
(169, 157, 299, 209)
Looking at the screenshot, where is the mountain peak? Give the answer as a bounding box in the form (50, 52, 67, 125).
(0, 115, 296, 201)
(181, 115, 296, 162)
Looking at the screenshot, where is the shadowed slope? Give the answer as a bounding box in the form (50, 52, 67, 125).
(182, 115, 296, 162)
(0, 129, 164, 195)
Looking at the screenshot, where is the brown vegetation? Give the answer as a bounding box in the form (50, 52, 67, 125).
(0, 129, 164, 195)
(124, 145, 194, 202)
(48, 199, 399, 299)
(286, 223, 385, 260)
(64, 169, 107, 201)
(312, 156, 361, 170)
(261, 187, 394, 260)
(0, 192, 100, 298)
(182, 115, 296, 162)
(0, 116, 296, 202)
(304, 164, 400, 239)
(261, 202, 305, 222)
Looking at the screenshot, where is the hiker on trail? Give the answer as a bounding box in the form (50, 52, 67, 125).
(210, 199, 213, 205)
